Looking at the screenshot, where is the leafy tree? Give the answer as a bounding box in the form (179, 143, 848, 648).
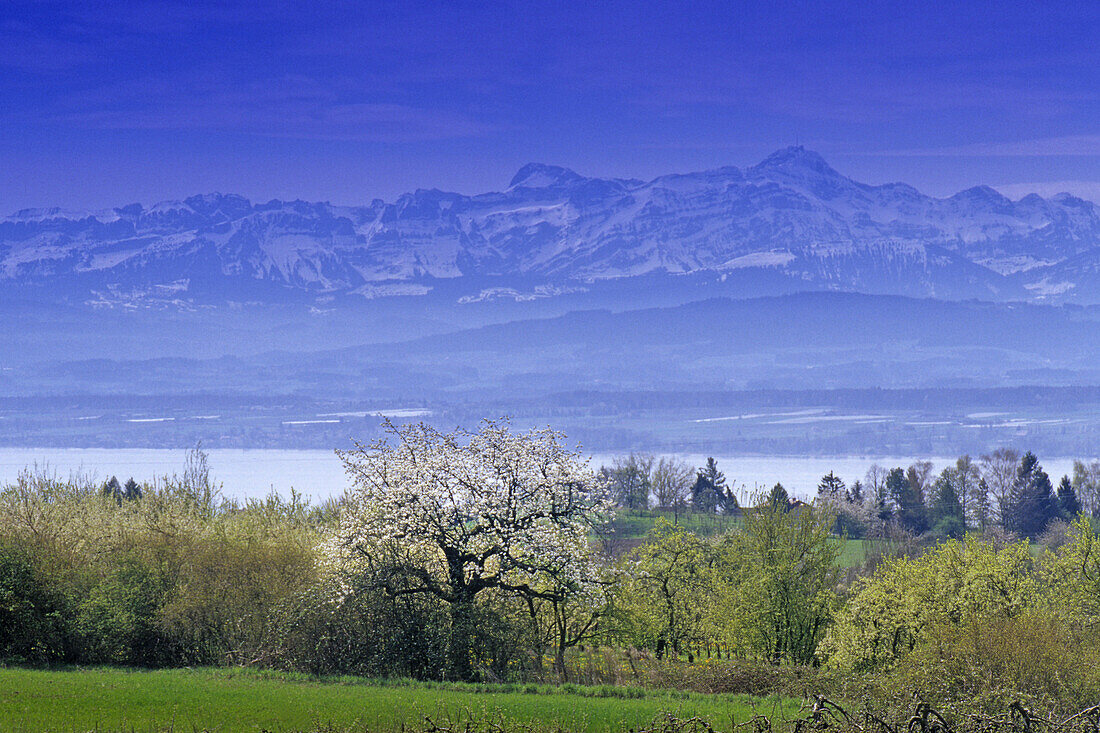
(1057, 475, 1081, 520)
(611, 520, 715, 659)
(1042, 514, 1100, 625)
(77, 558, 168, 666)
(651, 457, 693, 511)
(0, 540, 73, 664)
(604, 454, 653, 509)
(333, 419, 611, 680)
(526, 578, 607, 681)
(717, 499, 839, 665)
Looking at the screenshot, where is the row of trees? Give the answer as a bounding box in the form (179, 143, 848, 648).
(812, 450, 1095, 540)
(601, 447, 1098, 542)
(601, 454, 739, 514)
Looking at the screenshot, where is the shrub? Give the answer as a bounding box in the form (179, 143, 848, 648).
(892, 609, 1100, 715)
(271, 575, 451, 678)
(823, 535, 1037, 672)
(76, 557, 170, 666)
(0, 540, 73, 664)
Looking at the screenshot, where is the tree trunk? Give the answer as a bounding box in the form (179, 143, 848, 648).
(448, 594, 476, 681)
(555, 645, 568, 683)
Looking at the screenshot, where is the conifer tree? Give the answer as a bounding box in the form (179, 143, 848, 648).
(123, 477, 142, 502)
(1004, 452, 1057, 539)
(849, 480, 864, 506)
(817, 471, 846, 500)
(888, 466, 926, 533)
(767, 482, 790, 511)
(930, 470, 965, 539)
(101, 476, 122, 505)
(1058, 475, 1082, 519)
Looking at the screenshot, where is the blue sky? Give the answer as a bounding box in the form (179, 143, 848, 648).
(2, 0, 1099, 210)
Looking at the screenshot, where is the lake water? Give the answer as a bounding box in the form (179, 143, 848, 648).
(0, 447, 1082, 502)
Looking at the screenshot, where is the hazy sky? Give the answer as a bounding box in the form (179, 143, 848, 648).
(3, 0, 1099, 210)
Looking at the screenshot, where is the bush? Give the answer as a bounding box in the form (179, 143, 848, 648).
(892, 610, 1100, 715)
(823, 536, 1037, 673)
(271, 575, 451, 678)
(157, 520, 318, 666)
(76, 557, 170, 666)
(0, 540, 73, 664)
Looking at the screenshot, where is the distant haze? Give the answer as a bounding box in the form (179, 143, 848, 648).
(0, 447, 1083, 503)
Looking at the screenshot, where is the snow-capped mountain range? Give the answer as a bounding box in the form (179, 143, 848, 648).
(5, 147, 1100, 306)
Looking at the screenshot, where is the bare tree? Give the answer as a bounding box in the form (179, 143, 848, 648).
(981, 448, 1020, 526)
(1072, 459, 1100, 516)
(652, 457, 694, 511)
(865, 464, 887, 509)
(954, 454, 981, 529)
(605, 453, 655, 509)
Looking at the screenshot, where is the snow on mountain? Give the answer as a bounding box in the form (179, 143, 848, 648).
(4, 148, 1100, 306)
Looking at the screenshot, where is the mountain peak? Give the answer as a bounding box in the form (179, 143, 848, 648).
(949, 185, 1011, 207)
(508, 163, 585, 189)
(753, 146, 840, 177)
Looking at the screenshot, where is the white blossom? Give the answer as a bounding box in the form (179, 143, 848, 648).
(329, 419, 612, 602)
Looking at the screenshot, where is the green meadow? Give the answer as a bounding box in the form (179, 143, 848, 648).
(0, 667, 796, 733)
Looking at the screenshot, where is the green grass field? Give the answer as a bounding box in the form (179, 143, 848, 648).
(0, 667, 797, 733)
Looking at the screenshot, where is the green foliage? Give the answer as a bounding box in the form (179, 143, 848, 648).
(1040, 514, 1100, 625)
(609, 520, 716, 658)
(823, 535, 1037, 672)
(766, 483, 789, 511)
(1056, 475, 1081, 520)
(1004, 452, 1058, 539)
(75, 557, 169, 666)
(891, 609, 1100, 714)
(0, 540, 72, 664)
(715, 502, 839, 665)
(817, 472, 845, 500)
(605, 454, 654, 510)
(889, 466, 928, 534)
(929, 470, 964, 539)
(273, 574, 452, 678)
(8, 443, 1100, 713)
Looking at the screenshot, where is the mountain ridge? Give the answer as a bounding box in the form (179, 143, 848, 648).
(5, 147, 1100, 305)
